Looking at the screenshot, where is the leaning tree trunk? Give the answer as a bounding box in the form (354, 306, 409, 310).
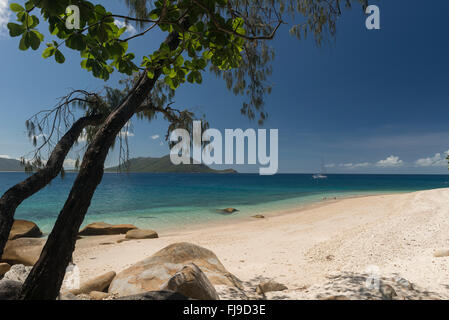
(19, 30, 182, 300)
(0, 114, 103, 259)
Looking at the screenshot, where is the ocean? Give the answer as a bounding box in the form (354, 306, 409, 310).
(1, 172, 448, 233)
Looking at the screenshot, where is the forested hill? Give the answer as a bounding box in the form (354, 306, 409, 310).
(0, 157, 23, 172)
(105, 155, 238, 174)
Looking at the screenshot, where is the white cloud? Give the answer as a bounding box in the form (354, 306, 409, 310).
(338, 156, 403, 169)
(376, 155, 403, 167)
(324, 163, 335, 168)
(118, 131, 134, 138)
(151, 134, 160, 140)
(114, 19, 137, 36)
(0, 154, 12, 159)
(415, 150, 449, 167)
(0, 0, 10, 35)
(353, 162, 371, 168)
(339, 162, 371, 169)
(330, 152, 449, 171)
(339, 163, 354, 168)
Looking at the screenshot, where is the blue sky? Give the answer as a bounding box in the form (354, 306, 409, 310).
(0, 0, 448, 174)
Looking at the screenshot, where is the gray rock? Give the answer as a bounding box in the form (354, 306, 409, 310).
(161, 263, 219, 300)
(219, 208, 239, 214)
(125, 229, 158, 240)
(394, 276, 414, 290)
(58, 293, 91, 300)
(3, 264, 32, 283)
(8, 220, 42, 240)
(2, 238, 45, 266)
(433, 249, 449, 257)
(58, 293, 79, 300)
(117, 290, 189, 300)
(69, 271, 116, 295)
(256, 280, 288, 295)
(322, 295, 350, 300)
(89, 291, 110, 300)
(380, 284, 397, 300)
(78, 222, 137, 236)
(109, 242, 242, 297)
(0, 280, 22, 300)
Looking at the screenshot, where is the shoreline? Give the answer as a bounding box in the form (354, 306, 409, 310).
(72, 188, 449, 299)
(131, 190, 412, 235)
(149, 191, 395, 235)
(30, 189, 406, 235)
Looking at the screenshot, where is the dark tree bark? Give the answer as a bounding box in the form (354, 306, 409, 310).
(0, 114, 103, 259)
(19, 30, 182, 300)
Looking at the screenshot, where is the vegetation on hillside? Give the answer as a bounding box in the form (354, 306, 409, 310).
(106, 155, 237, 173)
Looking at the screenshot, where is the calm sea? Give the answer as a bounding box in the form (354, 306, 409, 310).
(1, 172, 448, 233)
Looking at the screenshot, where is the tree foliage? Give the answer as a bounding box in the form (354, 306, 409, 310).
(8, 0, 367, 123)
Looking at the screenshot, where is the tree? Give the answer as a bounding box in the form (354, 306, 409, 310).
(0, 113, 103, 260)
(3, 0, 367, 299)
(0, 81, 183, 260)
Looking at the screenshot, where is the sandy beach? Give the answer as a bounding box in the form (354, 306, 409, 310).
(73, 188, 449, 299)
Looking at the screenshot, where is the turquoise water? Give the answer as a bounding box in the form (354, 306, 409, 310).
(1, 172, 449, 233)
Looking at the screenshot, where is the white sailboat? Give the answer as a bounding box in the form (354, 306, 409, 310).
(312, 159, 328, 179)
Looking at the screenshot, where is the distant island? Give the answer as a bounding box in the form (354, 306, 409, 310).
(0, 157, 24, 172)
(105, 155, 238, 174)
(0, 155, 237, 173)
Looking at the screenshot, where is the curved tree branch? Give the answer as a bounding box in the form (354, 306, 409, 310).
(0, 114, 104, 259)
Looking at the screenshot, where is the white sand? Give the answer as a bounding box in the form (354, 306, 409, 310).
(73, 188, 449, 299)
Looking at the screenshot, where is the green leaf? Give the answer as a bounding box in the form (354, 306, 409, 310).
(19, 31, 32, 50)
(9, 3, 25, 12)
(19, 36, 28, 50)
(187, 71, 195, 83)
(196, 58, 207, 69)
(24, 1, 34, 11)
(168, 68, 177, 78)
(7, 23, 25, 37)
(33, 30, 44, 41)
(202, 50, 213, 60)
(24, 14, 35, 28)
(29, 15, 39, 29)
(162, 66, 171, 75)
(28, 30, 41, 50)
(55, 50, 65, 64)
(194, 71, 202, 84)
(175, 55, 184, 67)
(42, 46, 56, 59)
(66, 33, 85, 51)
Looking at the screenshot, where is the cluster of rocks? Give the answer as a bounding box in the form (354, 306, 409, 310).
(0, 264, 31, 299)
(107, 242, 246, 300)
(218, 208, 239, 214)
(0, 219, 161, 300)
(0, 220, 160, 269)
(218, 208, 266, 220)
(0, 220, 46, 299)
(0, 220, 45, 278)
(1, 239, 289, 301)
(78, 222, 159, 241)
